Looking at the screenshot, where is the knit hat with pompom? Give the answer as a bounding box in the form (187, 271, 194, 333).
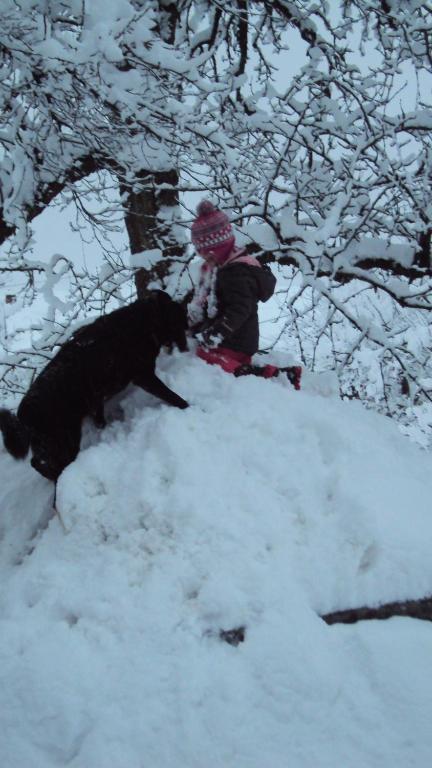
(191, 200, 235, 255)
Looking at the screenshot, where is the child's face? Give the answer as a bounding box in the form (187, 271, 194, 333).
(199, 248, 218, 265)
(199, 239, 235, 265)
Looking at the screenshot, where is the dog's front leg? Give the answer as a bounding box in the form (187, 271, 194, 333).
(133, 372, 189, 409)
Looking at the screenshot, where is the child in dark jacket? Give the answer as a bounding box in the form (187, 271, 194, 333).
(188, 200, 302, 389)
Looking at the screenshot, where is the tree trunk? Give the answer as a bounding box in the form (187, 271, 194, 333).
(120, 169, 185, 298)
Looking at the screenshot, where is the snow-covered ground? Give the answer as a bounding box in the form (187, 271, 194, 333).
(1, 350, 432, 767)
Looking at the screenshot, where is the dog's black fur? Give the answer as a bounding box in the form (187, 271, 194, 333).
(0, 291, 189, 481)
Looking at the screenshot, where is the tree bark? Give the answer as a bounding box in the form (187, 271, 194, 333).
(120, 3, 185, 298)
(120, 168, 185, 298)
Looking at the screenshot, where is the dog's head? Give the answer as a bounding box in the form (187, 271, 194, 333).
(148, 290, 188, 352)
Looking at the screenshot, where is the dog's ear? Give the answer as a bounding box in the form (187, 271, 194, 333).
(145, 289, 171, 308)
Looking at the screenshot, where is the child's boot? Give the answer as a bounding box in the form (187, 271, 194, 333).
(280, 366, 302, 390)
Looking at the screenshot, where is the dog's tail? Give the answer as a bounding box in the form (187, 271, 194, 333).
(0, 409, 30, 459)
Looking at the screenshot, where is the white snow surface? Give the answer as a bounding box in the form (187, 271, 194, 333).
(1, 351, 432, 767)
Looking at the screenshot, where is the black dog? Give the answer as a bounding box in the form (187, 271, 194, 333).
(0, 291, 189, 481)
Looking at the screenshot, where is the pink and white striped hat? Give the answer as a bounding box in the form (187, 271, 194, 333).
(191, 200, 235, 255)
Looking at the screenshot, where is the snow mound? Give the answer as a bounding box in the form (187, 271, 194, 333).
(1, 351, 432, 767)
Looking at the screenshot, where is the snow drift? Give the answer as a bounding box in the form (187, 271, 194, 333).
(1, 351, 432, 767)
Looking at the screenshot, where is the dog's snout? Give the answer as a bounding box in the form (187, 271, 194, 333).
(176, 334, 188, 352)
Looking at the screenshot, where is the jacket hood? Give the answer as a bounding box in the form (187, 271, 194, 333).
(250, 264, 276, 302)
(222, 250, 276, 303)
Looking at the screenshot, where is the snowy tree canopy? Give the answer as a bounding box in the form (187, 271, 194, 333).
(0, 0, 432, 429)
(1, 1, 431, 279)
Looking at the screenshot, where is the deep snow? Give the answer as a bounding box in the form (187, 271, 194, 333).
(1, 350, 432, 767)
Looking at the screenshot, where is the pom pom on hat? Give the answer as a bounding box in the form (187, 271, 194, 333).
(196, 200, 217, 216)
(191, 199, 234, 254)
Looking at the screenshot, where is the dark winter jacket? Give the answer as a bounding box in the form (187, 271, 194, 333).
(199, 261, 276, 356)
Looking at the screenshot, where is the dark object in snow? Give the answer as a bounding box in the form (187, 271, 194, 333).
(219, 626, 246, 646)
(0, 291, 188, 481)
(321, 595, 432, 625)
(234, 363, 302, 390)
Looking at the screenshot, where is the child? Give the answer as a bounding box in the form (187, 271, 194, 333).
(188, 200, 302, 389)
